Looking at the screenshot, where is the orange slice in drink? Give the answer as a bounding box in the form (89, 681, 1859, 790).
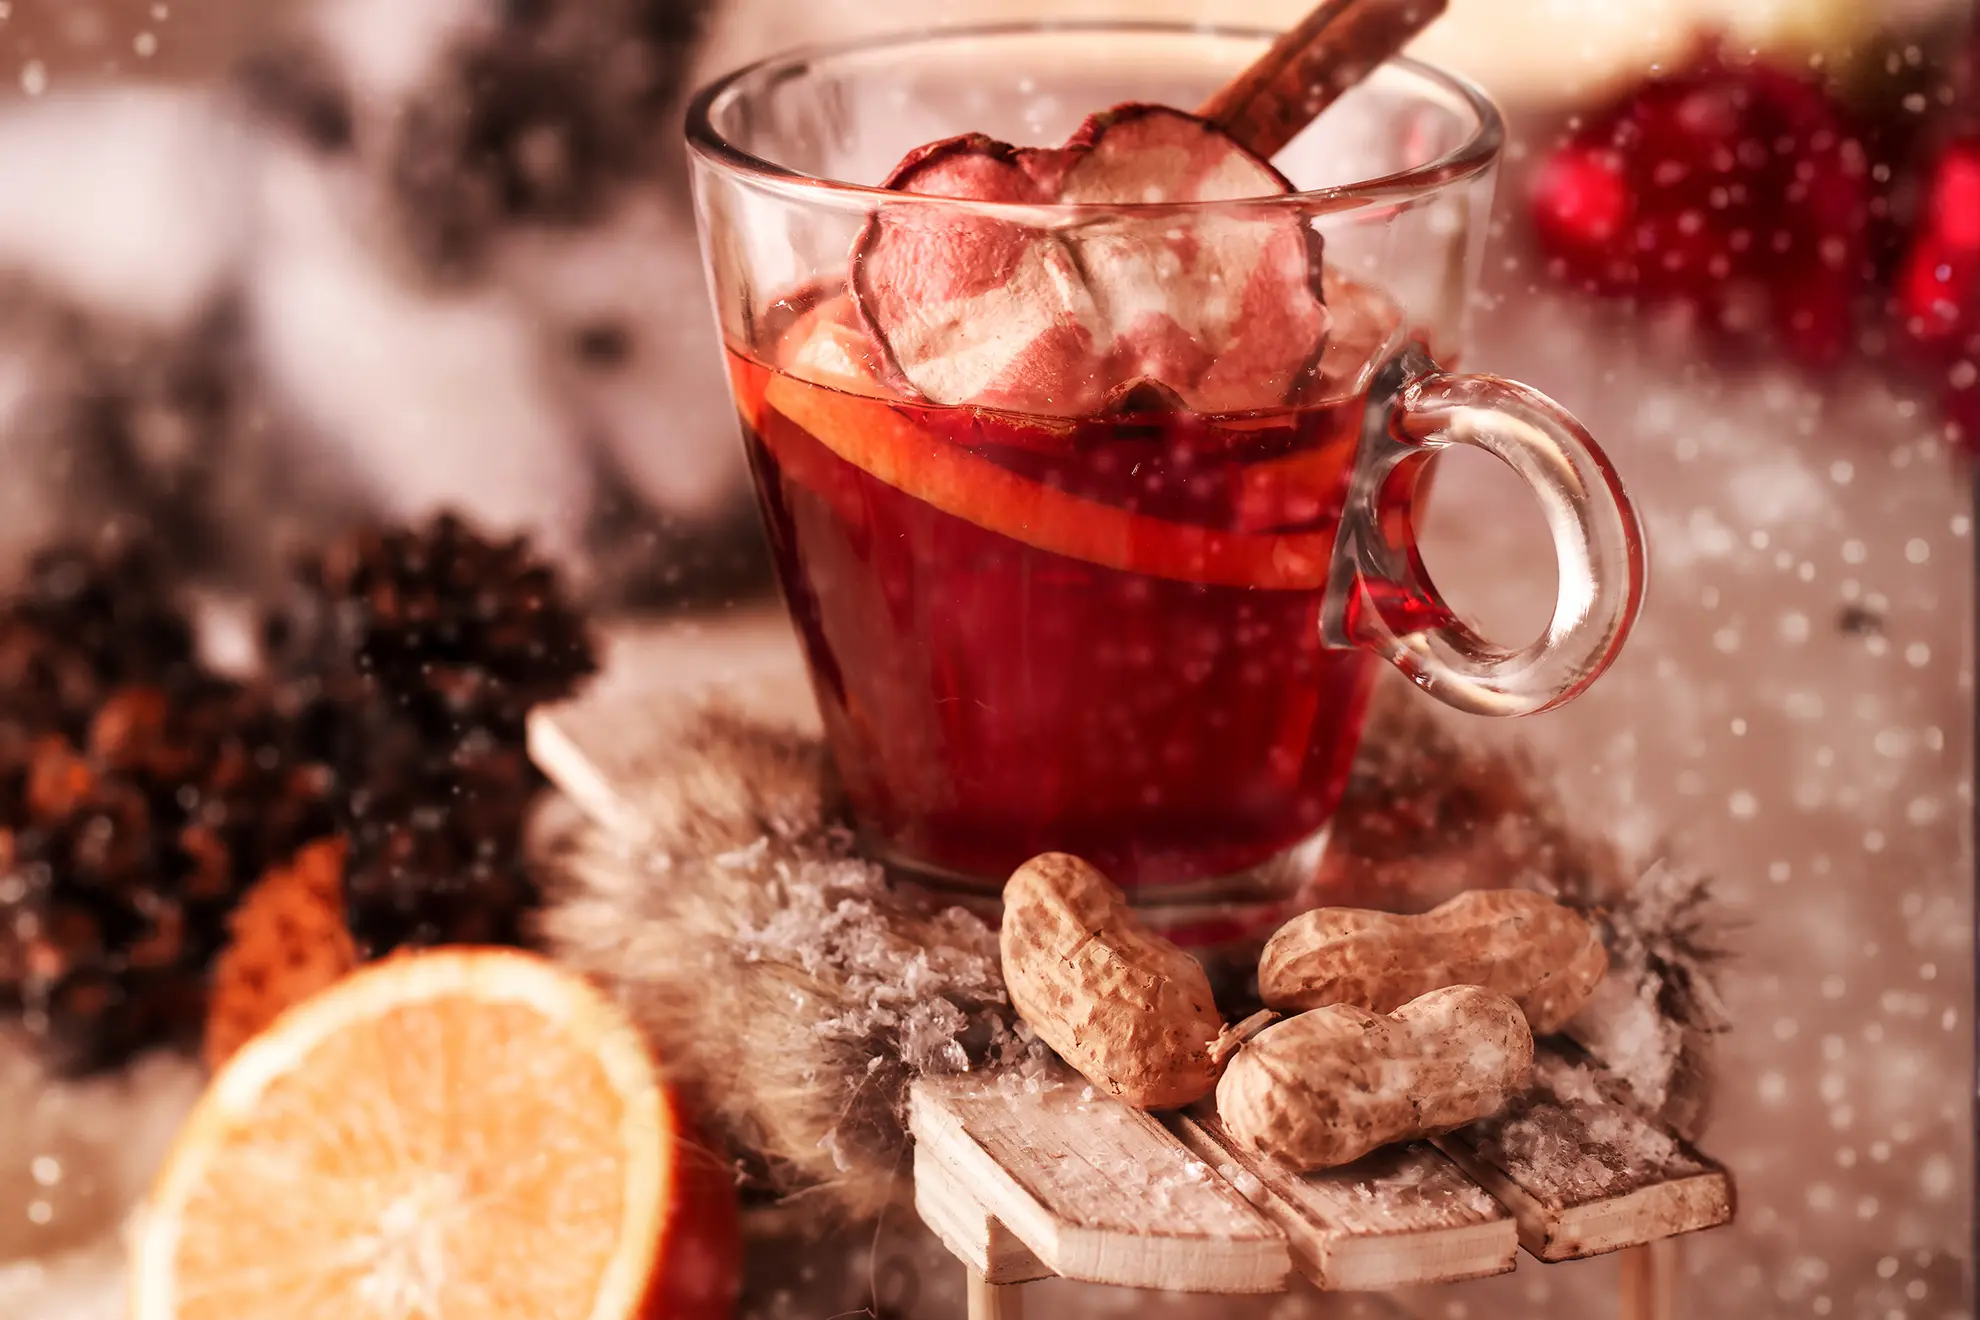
(132, 948, 740, 1320)
(1233, 445, 1353, 532)
(763, 370, 1336, 590)
(777, 299, 892, 399)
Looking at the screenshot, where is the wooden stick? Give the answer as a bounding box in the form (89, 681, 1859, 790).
(913, 1147, 1054, 1286)
(1197, 0, 1450, 160)
(1618, 1241, 1678, 1320)
(966, 1267, 1026, 1320)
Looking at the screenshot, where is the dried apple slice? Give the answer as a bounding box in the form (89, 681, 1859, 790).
(762, 371, 1332, 590)
(1056, 105, 1330, 413)
(852, 104, 1328, 416)
(852, 135, 1111, 414)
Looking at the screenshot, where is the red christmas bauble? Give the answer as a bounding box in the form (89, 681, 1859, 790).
(1531, 46, 1873, 369)
(1893, 134, 1980, 450)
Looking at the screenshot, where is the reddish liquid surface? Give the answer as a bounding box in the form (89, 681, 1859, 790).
(733, 294, 1405, 890)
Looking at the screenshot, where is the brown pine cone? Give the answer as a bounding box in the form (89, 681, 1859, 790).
(2, 677, 341, 1072)
(0, 538, 200, 742)
(24, 735, 94, 819)
(263, 511, 595, 958)
(264, 510, 597, 749)
(2, 516, 597, 1072)
(203, 838, 356, 1070)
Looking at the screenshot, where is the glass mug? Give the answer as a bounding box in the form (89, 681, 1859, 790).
(686, 23, 1645, 931)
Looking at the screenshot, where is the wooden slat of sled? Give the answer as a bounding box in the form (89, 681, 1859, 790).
(913, 1147, 1054, 1286)
(1433, 1048, 1736, 1263)
(1172, 1113, 1518, 1292)
(908, 1073, 1289, 1294)
(527, 611, 817, 845)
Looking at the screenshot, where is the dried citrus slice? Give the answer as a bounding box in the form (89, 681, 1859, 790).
(762, 370, 1335, 590)
(132, 948, 739, 1320)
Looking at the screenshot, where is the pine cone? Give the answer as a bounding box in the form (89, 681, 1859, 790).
(1, 518, 594, 1071)
(342, 738, 543, 955)
(267, 511, 596, 747)
(204, 838, 356, 1069)
(0, 537, 199, 740)
(4, 768, 201, 1069)
(265, 511, 594, 960)
(0, 679, 337, 1072)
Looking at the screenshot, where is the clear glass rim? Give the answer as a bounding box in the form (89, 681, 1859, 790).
(683, 19, 1504, 216)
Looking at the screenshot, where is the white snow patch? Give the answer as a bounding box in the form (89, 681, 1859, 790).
(305, 0, 487, 118)
(245, 140, 596, 563)
(0, 88, 249, 326)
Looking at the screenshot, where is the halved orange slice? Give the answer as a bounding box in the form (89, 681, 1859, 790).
(132, 948, 740, 1320)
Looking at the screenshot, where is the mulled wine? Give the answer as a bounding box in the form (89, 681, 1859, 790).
(727, 275, 1415, 892)
(690, 27, 1647, 918)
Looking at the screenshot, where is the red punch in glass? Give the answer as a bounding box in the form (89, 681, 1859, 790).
(686, 21, 1645, 936)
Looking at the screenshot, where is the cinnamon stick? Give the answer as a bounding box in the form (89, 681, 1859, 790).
(1197, 0, 1449, 161)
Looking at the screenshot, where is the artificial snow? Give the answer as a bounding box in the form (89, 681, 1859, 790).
(0, 8, 1969, 1316)
(1414, 262, 1972, 1318)
(0, 1038, 202, 1320)
(1468, 1052, 1703, 1205)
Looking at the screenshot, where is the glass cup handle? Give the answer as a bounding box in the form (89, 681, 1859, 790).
(1321, 344, 1648, 717)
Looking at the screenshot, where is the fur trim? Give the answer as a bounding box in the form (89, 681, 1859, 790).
(533, 706, 1038, 1219)
(535, 684, 1734, 1217)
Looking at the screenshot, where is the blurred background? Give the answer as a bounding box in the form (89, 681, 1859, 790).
(0, 1, 1972, 1318)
